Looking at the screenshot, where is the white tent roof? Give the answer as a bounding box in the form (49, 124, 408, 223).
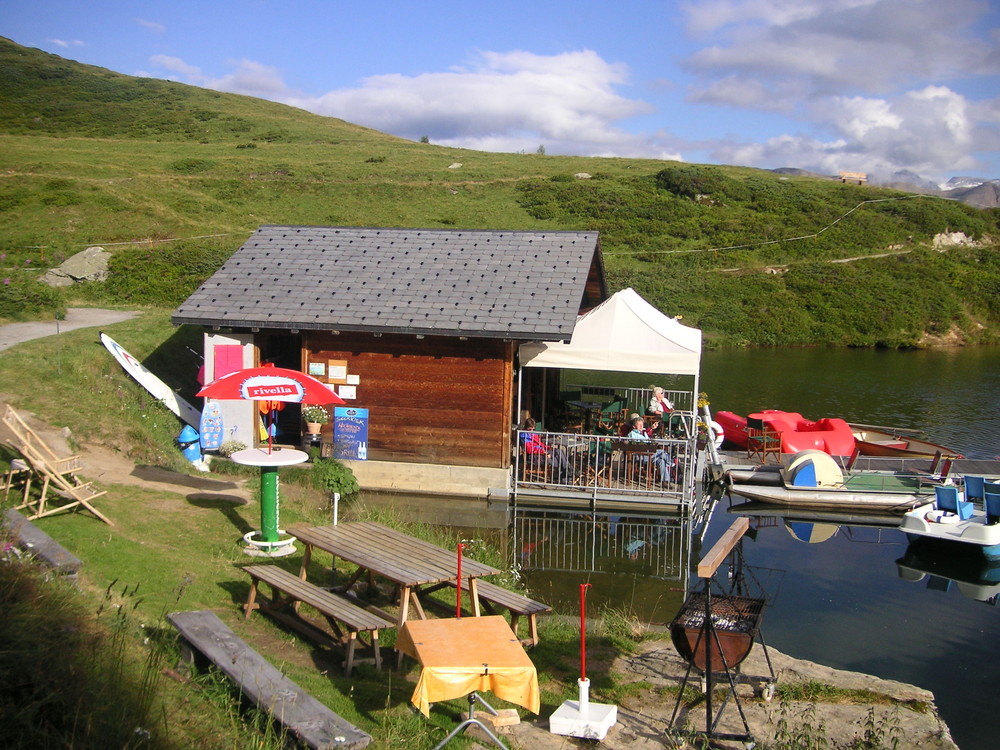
(518, 288, 702, 375)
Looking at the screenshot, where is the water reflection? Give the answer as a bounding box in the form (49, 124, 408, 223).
(708, 500, 1000, 750)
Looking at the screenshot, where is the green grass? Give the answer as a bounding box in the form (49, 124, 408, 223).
(1, 36, 998, 345)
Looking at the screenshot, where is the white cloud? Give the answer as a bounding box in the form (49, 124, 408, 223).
(683, 0, 1000, 105)
(47, 38, 84, 48)
(134, 18, 166, 33)
(292, 50, 651, 148)
(680, 0, 1000, 179)
(204, 60, 292, 100)
(712, 86, 987, 178)
(173, 48, 673, 158)
(149, 55, 205, 82)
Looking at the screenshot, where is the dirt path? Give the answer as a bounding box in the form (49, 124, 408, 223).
(0, 398, 250, 502)
(0, 307, 139, 352)
(0, 306, 249, 500)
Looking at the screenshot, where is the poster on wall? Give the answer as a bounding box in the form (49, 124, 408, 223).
(333, 407, 368, 460)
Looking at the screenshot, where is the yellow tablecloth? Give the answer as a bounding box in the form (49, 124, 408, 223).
(395, 616, 540, 717)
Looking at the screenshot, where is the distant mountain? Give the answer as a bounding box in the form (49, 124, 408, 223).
(944, 176, 989, 191)
(772, 166, 999, 209)
(944, 180, 1000, 209)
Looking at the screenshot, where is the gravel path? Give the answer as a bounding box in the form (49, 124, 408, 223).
(0, 307, 139, 352)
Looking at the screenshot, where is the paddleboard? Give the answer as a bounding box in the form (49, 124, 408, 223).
(100, 332, 201, 428)
(199, 400, 224, 450)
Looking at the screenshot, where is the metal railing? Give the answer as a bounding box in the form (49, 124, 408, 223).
(514, 425, 698, 505)
(567, 384, 694, 416)
(513, 508, 691, 581)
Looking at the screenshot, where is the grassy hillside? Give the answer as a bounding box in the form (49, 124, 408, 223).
(1, 36, 998, 347)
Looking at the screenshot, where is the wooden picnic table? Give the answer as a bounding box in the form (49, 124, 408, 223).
(287, 521, 500, 630)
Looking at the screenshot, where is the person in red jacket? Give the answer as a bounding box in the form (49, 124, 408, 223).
(520, 418, 571, 483)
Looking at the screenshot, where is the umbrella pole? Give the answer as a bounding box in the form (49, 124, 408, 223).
(259, 465, 280, 543)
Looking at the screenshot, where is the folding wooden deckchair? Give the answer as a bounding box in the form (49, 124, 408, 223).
(2, 405, 111, 525)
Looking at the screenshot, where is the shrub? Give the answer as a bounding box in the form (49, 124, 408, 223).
(0, 275, 65, 320)
(310, 457, 359, 499)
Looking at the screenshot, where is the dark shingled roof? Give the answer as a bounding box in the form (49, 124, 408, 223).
(172, 226, 604, 340)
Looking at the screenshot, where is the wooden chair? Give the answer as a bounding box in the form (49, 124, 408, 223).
(3, 405, 110, 525)
(3, 405, 85, 485)
(518, 446, 549, 483)
(746, 416, 781, 464)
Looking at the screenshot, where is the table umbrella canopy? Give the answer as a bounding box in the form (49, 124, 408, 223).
(197, 366, 345, 405)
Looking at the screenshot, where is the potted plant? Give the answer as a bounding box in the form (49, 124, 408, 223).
(301, 405, 330, 435)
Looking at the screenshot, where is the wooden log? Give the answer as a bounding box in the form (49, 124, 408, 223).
(2, 508, 82, 579)
(697, 517, 750, 579)
(167, 610, 371, 749)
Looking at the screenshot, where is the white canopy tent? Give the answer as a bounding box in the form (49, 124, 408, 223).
(519, 286, 702, 381)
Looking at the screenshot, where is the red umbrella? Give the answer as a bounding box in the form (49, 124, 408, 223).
(197, 365, 345, 405)
(197, 365, 345, 452)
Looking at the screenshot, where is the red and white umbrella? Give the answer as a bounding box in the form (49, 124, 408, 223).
(197, 365, 345, 405)
(197, 365, 345, 452)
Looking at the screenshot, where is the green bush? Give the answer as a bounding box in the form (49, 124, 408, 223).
(0, 274, 64, 320)
(310, 457, 360, 499)
(88, 240, 236, 306)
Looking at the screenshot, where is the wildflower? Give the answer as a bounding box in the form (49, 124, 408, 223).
(3, 278, 9, 286)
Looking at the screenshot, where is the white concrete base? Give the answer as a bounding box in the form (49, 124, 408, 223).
(549, 679, 617, 740)
(242, 530, 296, 557)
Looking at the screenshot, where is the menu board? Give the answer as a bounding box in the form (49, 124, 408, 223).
(333, 406, 369, 460)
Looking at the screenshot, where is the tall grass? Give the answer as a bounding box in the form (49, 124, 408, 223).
(0, 548, 167, 749)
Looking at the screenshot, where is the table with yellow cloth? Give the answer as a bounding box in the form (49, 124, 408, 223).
(395, 615, 541, 718)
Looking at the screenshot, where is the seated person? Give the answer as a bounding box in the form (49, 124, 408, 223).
(627, 415, 655, 440)
(521, 418, 571, 483)
(620, 413, 642, 437)
(647, 386, 674, 416)
(625, 416, 676, 483)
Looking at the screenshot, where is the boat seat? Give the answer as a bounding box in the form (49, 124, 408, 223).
(963, 476, 986, 503)
(985, 482, 1000, 524)
(985, 491, 1000, 525)
(935, 485, 973, 520)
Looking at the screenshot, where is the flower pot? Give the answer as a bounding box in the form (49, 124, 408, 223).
(305, 422, 323, 435)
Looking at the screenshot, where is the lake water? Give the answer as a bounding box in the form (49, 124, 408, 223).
(519, 346, 1000, 750)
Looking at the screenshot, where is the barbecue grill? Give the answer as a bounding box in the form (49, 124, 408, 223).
(669, 591, 765, 672)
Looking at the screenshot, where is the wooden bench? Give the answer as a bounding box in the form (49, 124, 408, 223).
(242, 564, 395, 676)
(2, 508, 82, 581)
(167, 610, 371, 750)
(452, 578, 551, 647)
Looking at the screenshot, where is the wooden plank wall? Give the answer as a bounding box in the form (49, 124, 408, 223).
(304, 331, 514, 468)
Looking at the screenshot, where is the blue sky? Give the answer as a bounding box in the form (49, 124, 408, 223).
(5, 0, 1000, 185)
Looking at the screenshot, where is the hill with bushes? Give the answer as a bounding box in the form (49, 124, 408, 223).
(1, 36, 998, 347)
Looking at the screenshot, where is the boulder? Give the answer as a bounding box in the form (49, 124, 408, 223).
(40, 246, 110, 287)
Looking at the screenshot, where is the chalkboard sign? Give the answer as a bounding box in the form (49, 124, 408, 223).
(333, 407, 368, 460)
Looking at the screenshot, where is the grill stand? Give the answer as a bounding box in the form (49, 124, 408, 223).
(666, 518, 776, 748)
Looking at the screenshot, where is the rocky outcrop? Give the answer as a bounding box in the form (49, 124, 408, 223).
(39, 246, 110, 287)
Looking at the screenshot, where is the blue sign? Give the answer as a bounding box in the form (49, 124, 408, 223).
(333, 407, 368, 460)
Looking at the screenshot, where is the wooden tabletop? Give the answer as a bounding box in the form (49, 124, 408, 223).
(288, 521, 500, 586)
(395, 615, 529, 667)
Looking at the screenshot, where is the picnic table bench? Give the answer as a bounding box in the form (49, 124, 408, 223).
(167, 610, 371, 749)
(242, 564, 395, 675)
(459, 579, 551, 647)
(2, 508, 82, 580)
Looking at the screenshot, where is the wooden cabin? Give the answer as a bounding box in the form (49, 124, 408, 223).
(172, 225, 607, 507)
